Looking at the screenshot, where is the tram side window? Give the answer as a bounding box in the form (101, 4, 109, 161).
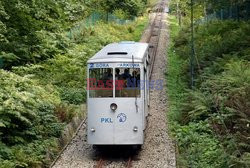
(115, 68, 141, 97)
(89, 68, 113, 98)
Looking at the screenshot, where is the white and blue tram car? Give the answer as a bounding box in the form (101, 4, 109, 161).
(87, 41, 150, 145)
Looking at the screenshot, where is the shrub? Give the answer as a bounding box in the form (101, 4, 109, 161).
(0, 70, 63, 167)
(55, 103, 81, 123)
(175, 121, 229, 168)
(169, 17, 250, 167)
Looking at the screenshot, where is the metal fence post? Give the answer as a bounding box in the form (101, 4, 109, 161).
(236, 4, 240, 21)
(229, 6, 233, 19)
(220, 9, 223, 20)
(0, 57, 3, 69)
(247, 1, 250, 20)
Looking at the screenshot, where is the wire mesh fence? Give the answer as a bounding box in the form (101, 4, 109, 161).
(0, 58, 3, 69)
(196, 1, 250, 24)
(67, 12, 134, 40)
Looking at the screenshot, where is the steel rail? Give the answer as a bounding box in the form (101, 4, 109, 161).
(148, 3, 166, 79)
(50, 118, 87, 168)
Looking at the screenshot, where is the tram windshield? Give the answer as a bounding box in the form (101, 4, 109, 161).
(88, 68, 113, 98)
(115, 68, 141, 97)
(88, 67, 141, 98)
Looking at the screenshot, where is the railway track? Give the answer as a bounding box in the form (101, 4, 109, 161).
(126, 157, 133, 168)
(92, 1, 167, 167)
(50, 118, 87, 168)
(95, 156, 133, 168)
(51, 0, 167, 167)
(96, 158, 104, 168)
(148, 2, 166, 79)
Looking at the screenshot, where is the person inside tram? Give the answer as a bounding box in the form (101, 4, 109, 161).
(115, 68, 122, 80)
(102, 68, 113, 90)
(131, 70, 140, 87)
(122, 68, 131, 80)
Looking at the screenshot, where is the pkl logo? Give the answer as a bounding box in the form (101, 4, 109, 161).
(101, 118, 113, 123)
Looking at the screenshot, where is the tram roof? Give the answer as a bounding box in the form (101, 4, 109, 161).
(87, 42, 149, 63)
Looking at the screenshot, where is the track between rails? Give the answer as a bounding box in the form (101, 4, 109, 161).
(96, 158, 104, 168)
(95, 156, 133, 168)
(148, 7, 165, 79)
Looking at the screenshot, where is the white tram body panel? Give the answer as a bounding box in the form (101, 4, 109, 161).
(87, 42, 149, 145)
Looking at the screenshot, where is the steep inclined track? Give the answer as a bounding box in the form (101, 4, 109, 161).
(51, 0, 176, 167)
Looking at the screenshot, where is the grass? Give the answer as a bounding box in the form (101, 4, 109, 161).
(166, 15, 186, 167)
(148, 0, 159, 8)
(166, 15, 186, 124)
(131, 15, 149, 42)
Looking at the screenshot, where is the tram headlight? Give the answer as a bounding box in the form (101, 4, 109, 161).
(133, 126, 138, 132)
(110, 103, 118, 111)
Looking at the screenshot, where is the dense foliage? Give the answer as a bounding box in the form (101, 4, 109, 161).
(0, 0, 149, 69)
(0, 70, 63, 167)
(0, 0, 88, 69)
(170, 0, 250, 26)
(86, 0, 149, 19)
(167, 12, 250, 168)
(0, 0, 150, 167)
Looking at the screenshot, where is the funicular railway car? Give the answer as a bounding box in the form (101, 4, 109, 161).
(87, 41, 150, 146)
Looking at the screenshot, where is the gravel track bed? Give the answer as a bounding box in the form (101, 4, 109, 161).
(133, 2, 176, 167)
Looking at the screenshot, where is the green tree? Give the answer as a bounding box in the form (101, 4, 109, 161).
(0, 0, 86, 69)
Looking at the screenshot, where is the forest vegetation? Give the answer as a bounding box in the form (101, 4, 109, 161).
(167, 0, 250, 167)
(0, 0, 151, 167)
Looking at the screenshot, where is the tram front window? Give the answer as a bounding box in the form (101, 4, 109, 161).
(115, 68, 141, 97)
(88, 68, 113, 98)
